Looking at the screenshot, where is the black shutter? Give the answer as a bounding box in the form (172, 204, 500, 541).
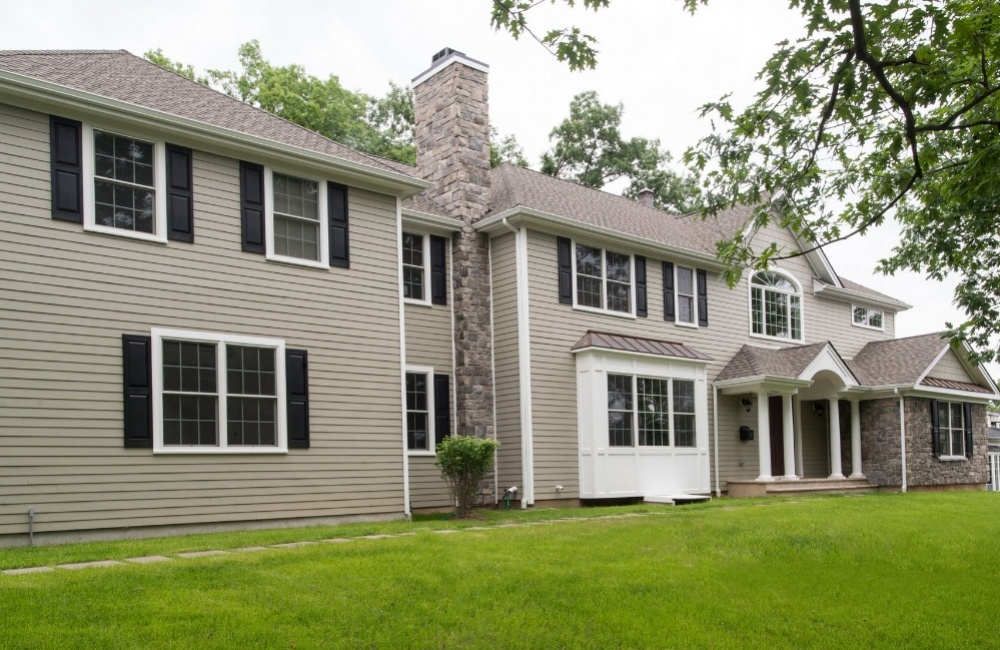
(165, 144, 194, 242)
(434, 374, 451, 447)
(697, 269, 709, 327)
(635, 255, 647, 317)
(430, 235, 448, 305)
(328, 182, 350, 268)
(286, 349, 310, 449)
(930, 399, 941, 458)
(964, 402, 974, 458)
(50, 116, 83, 223)
(122, 334, 153, 448)
(662, 261, 675, 322)
(240, 161, 265, 254)
(557, 236, 573, 304)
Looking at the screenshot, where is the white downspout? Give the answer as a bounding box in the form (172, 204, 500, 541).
(713, 384, 721, 498)
(396, 199, 411, 517)
(487, 236, 499, 504)
(896, 388, 907, 493)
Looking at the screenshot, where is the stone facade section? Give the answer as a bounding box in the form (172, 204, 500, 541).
(861, 397, 988, 488)
(413, 54, 495, 501)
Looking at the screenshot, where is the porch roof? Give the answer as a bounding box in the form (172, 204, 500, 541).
(716, 342, 844, 382)
(570, 330, 713, 361)
(847, 333, 950, 386)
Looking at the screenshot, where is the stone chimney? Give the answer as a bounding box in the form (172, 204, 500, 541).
(637, 188, 655, 208)
(412, 49, 494, 442)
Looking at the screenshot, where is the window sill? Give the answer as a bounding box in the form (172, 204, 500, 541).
(851, 322, 885, 332)
(674, 320, 700, 329)
(938, 455, 968, 462)
(265, 253, 330, 270)
(572, 304, 636, 320)
(749, 332, 804, 345)
(404, 298, 433, 308)
(84, 223, 167, 245)
(154, 447, 288, 455)
(407, 450, 437, 457)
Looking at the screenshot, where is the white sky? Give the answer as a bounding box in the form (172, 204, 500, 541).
(4, 0, 990, 375)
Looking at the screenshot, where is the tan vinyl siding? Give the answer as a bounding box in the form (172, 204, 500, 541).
(0, 103, 406, 538)
(406, 371, 453, 510)
(404, 237, 453, 368)
(522, 222, 898, 497)
(926, 350, 974, 383)
(490, 233, 523, 492)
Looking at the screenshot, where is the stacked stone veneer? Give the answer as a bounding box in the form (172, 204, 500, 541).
(861, 397, 988, 488)
(413, 55, 494, 501)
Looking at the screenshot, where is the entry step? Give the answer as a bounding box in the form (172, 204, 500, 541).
(644, 494, 712, 505)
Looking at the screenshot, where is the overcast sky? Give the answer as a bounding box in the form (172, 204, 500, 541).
(4, 0, 990, 375)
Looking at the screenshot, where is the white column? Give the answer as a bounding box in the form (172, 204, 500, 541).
(850, 398, 864, 478)
(782, 393, 797, 479)
(793, 395, 804, 478)
(829, 398, 845, 479)
(756, 390, 772, 481)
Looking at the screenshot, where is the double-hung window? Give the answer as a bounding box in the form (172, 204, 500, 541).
(607, 374, 697, 448)
(852, 305, 884, 330)
(264, 169, 328, 268)
(83, 126, 167, 242)
(402, 232, 428, 303)
(151, 329, 287, 453)
(750, 271, 802, 341)
(937, 401, 966, 457)
(406, 370, 433, 452)
(676, 266, 696, 325)
(575, 243, 633, 315)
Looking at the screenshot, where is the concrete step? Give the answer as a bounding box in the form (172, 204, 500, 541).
(644, 494, 712, 505)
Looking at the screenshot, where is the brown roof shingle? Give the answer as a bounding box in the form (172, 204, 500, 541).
(571, 331, 712, 361)
(847, 333, 949, 386)
(716, 342, 835, 382)
(0, 50, 416, 178)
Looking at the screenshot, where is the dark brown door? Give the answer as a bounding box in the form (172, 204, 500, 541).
(769, 395, 785, 476)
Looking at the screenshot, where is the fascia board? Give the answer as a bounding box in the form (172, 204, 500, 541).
(0, 70, 431, 198)
(402, 208, 463, 235)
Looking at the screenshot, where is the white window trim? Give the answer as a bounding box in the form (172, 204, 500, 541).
(264, 167, 330, 270)
(607, 373, 697, 449)
(81, 124, 168, 244)
(851, 304, 885, 331)
(151, 328, 287, 454)
(402, 232, 432, 307)
(939, 400, 965, 458)
(674, 265, 699, 328)
(405, 364, 437, 456)
(747, 267, 805, 343)
(570, 239, 637, 319)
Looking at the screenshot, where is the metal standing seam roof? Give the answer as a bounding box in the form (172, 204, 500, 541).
(715, 342, 833, 382)
(919, 377, 994, 394)
(571, 331, 713, 361)
(0, 50, 419, 179)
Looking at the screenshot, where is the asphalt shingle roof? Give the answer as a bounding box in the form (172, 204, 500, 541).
(571, 330, 713, 362)
(847, 333, 950, 386)
(716, 343, 833, 382)
(0, 50, 416, 178)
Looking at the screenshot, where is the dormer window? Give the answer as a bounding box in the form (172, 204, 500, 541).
(750, 271, 802, 341)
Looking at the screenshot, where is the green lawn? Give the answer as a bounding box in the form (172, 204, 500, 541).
(1, 493, 998, 649)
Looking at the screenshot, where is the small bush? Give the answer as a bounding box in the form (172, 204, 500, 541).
(435, 436, 500, 518)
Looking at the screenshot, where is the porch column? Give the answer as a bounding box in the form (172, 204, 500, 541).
(849, 398, 864, 478)
(756, 389, 772, 481)
(829, 398, 845, 479)
(793, 395, 804, 478)
(782, 393, 797, 479)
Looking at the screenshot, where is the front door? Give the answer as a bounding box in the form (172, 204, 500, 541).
(768, 395, 785, 477)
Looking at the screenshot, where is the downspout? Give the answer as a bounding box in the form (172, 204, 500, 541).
(713, 384, 721, 498)
(502, 217, 534, 508)
(487, 236, 499, 504)
(396, 199, 411, 517)
(896, 388, 907, 493)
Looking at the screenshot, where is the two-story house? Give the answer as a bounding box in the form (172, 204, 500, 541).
(0, 47, 995, 546)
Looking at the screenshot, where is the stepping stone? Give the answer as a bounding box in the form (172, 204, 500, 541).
(3, 566, 54, 575)
(359, 535, 392, 540)
(57, 560, 124, 570)
(392, 532, 416, 537)
(321, 538, 352, 543)
(433, 529, 461, 534)
(125, 555, 171, 564)
(176, 550, 228, 558)
(233, 546, 270, 552)
(271, 541, 317, 548)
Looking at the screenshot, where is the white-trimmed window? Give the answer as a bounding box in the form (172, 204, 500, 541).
(574, 242, 634, 315)
(852, 305, 884, 330)
(406, 367, 435, 453)
(265, 168, 328, 268)
(938, 400, 966, 458)
(83, 125, 167, 242)
(751, 271, 802, 341)
(676, 266, 696, 325)
(607, 374, 696, 448)
(402, 232, 429, 303)
(151, 329, 286, 453)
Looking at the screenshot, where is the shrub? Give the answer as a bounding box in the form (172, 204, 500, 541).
(435, 435, 500, 518)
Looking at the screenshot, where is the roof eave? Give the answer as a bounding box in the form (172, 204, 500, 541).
(0, 69, 431, 197)
(477, 207, 725, 270)
(813, 281, 911, 311)
(713, 375, 813, 392)
(401, 207, 463, 235)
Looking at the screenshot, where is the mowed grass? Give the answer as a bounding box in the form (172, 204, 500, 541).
(1, 493, 999, 649)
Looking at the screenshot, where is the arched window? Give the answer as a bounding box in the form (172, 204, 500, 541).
(751, 271, 802, 340)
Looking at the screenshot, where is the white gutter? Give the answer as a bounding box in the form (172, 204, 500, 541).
(401, 208, 464, 234)
(502, 217, 535, 507)
(896, 388, 907, 493)
(713, 384, 721, 498)
(396, 198, 411, 517)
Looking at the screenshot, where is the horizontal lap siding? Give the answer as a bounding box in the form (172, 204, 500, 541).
(525, 224, 898, 497)
(491, 233, 522, 492)
(408, 455, 451, 509)
(0, 103, 406, 538)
